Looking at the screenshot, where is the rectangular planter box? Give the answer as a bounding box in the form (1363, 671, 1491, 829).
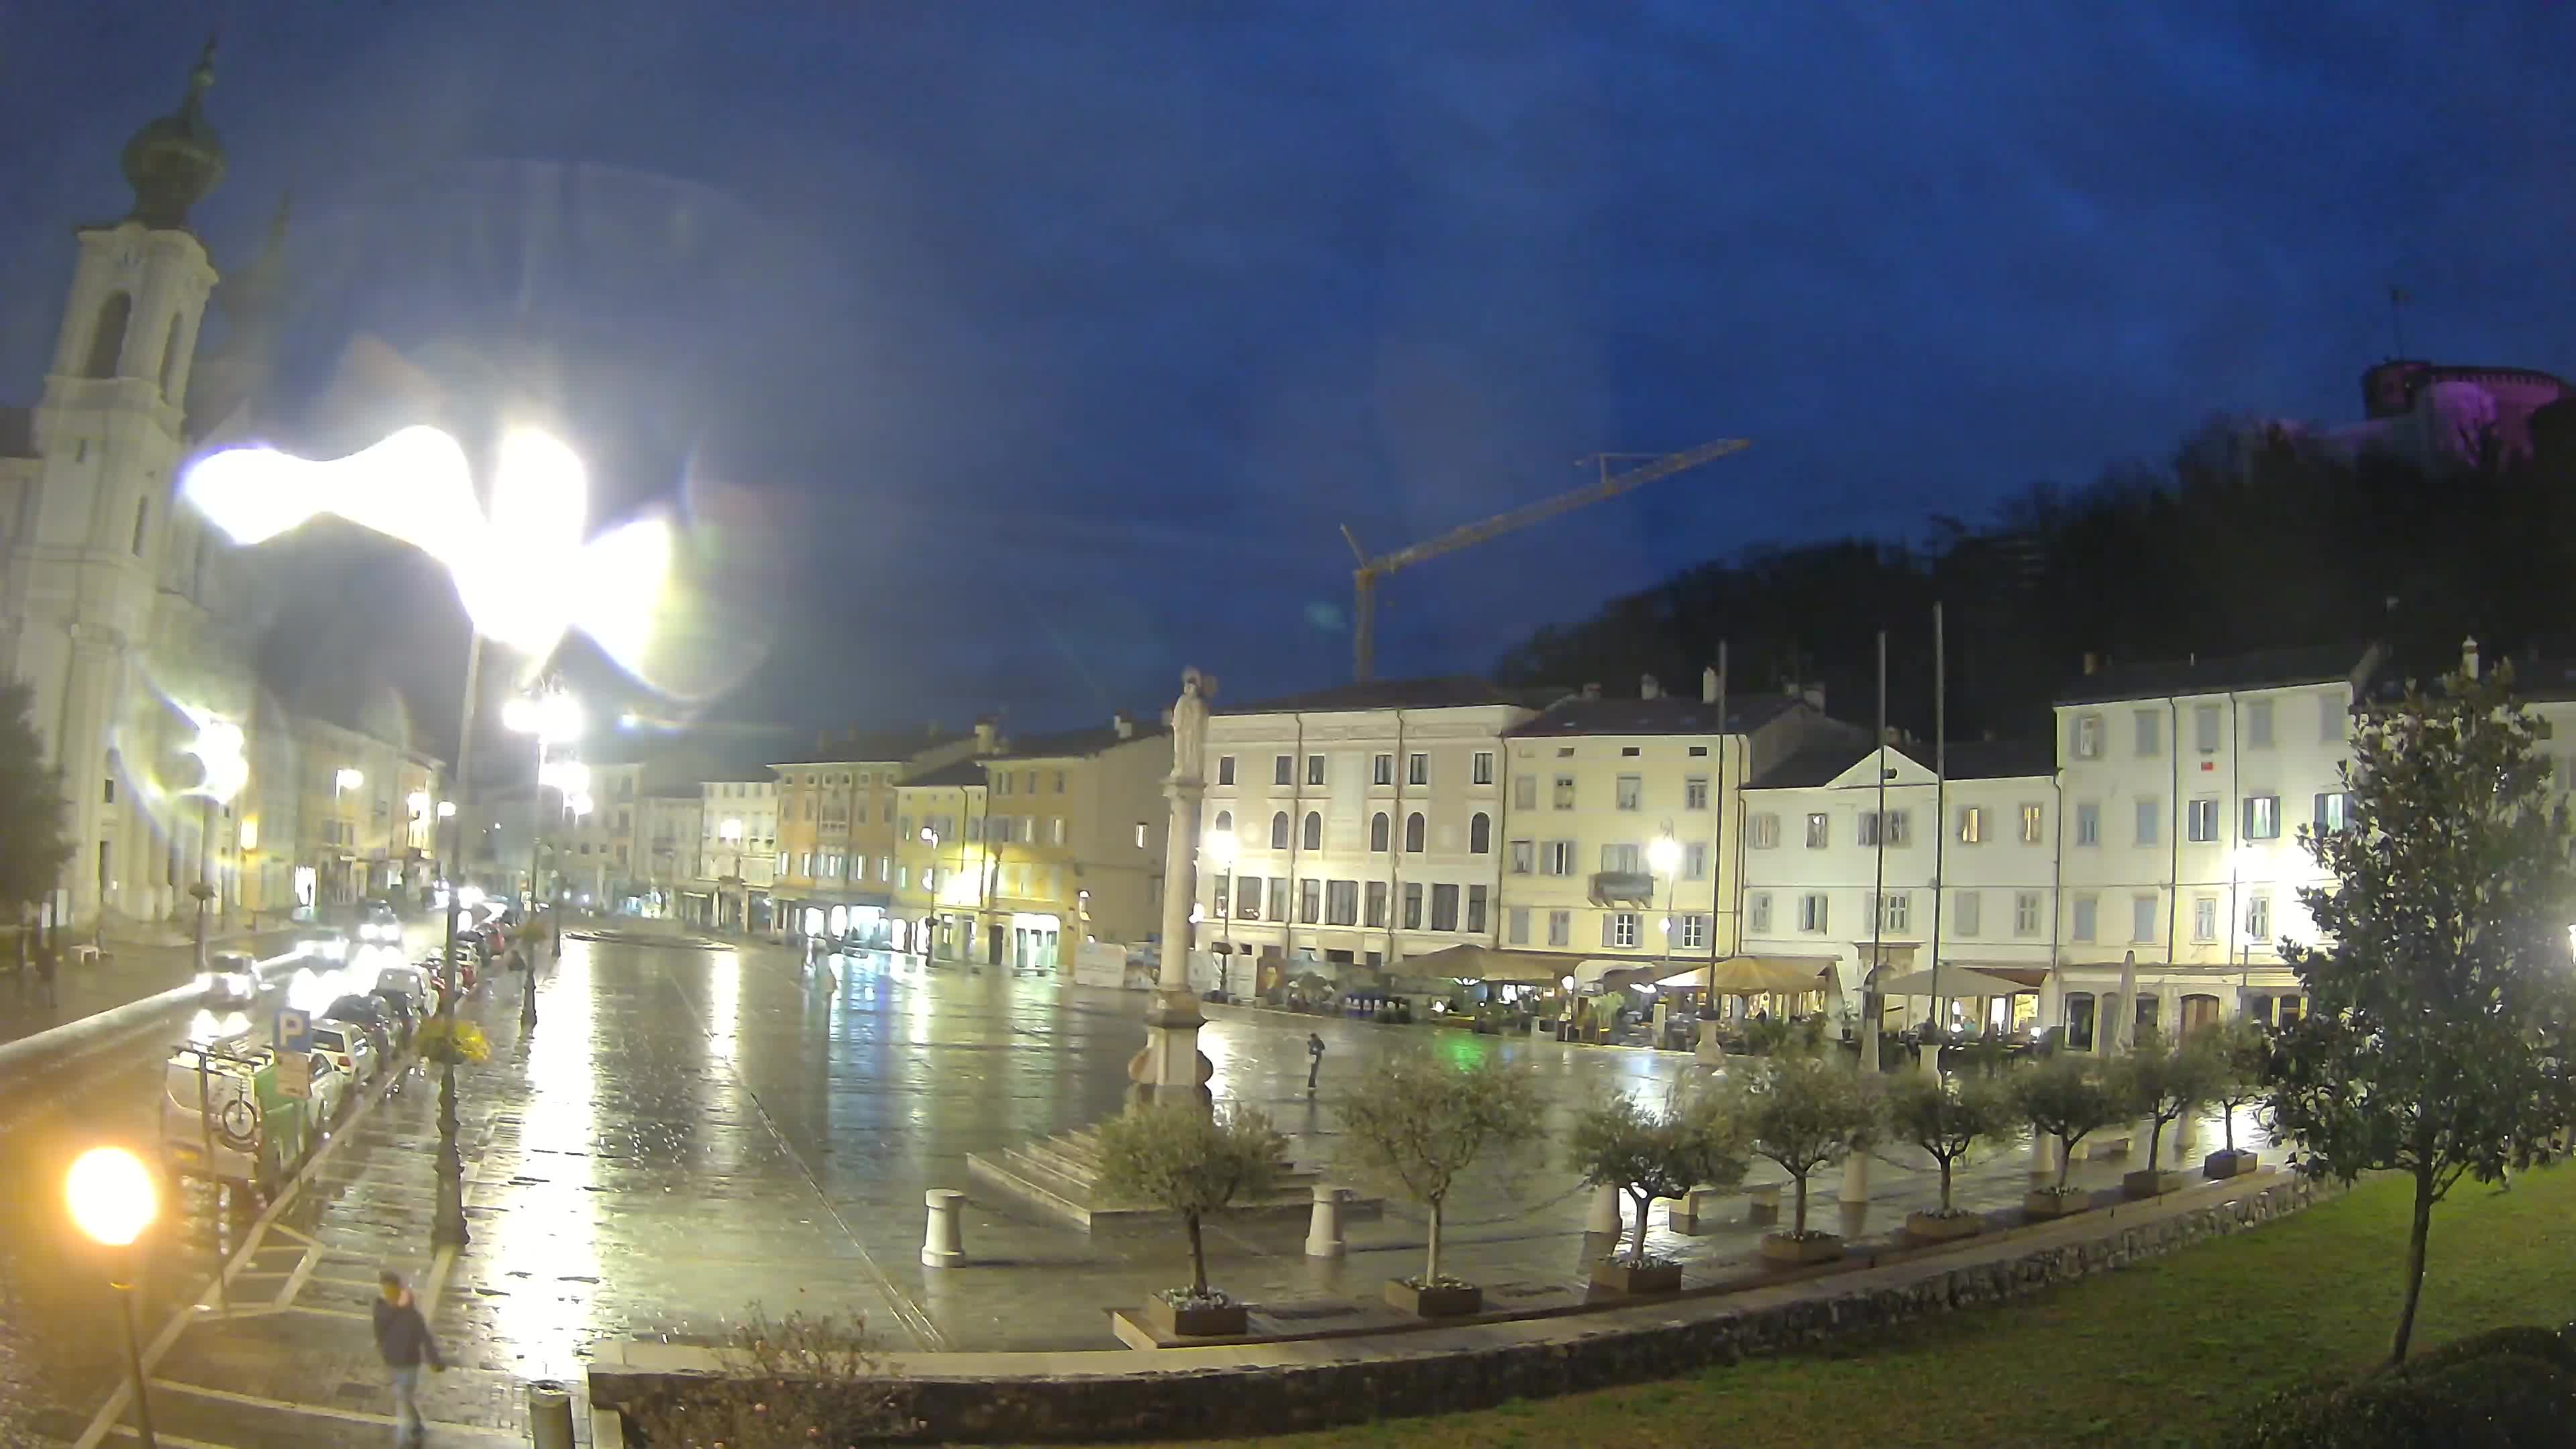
(2123, 1169, 2188, 1199)
(2023, 1189, 2091, 1220)
(1138, 1296, 1248, 1338)
(1903, 1210, 1985, 1242)
(1760, 1232, 1845, 1265)
(1588, 1258, 1684, 1295)
(1383, 1279, 1483, 1318)
(2204, 1148, 2259, 1180)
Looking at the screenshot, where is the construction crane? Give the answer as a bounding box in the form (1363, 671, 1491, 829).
(1339, 438, 1751, 682)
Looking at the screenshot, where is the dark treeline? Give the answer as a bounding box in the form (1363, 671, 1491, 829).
(1494, 410, 2576, 744)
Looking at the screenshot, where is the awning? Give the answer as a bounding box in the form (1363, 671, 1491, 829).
(1670, 955, 1838, 997)
(1401, 943, 1572, 985)
(1874, 965, 2035, 998)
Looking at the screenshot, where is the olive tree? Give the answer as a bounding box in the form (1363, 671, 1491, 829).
(1336, 1053, 1547, 1286)
(1885, 1071, 2017, 1216)
(1733, 1049, 1882, 1236)
(2267, 663, 2576, 1364)
(2013, 1053, 2127, 1193)
(2112, 1031, 2223, 1169)
(2201, 1018, 2272, 1157)
(1095, 1102, 1285, 1301)
(1569, 1082, 1754, 1265)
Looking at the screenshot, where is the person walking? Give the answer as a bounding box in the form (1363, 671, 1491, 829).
(372, 1270, 445, 1447)
(1305, 1032, 1326, 1093)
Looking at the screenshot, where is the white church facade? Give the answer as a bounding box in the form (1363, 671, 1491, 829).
(0, 42, 437, 934)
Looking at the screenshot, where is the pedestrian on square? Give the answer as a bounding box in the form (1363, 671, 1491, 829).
(1306, 1032, 1326, 1093)
(372, 1270, 445, 1448)
(30, 936, 55, 1010)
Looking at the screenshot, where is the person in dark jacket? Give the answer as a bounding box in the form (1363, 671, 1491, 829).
(373, 1271, 444, 1447)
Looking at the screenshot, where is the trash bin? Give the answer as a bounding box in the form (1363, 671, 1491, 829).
(528, 1379, 574, 1449)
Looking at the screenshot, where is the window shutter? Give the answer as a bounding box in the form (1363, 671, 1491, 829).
(1601, 914, 1615, 948)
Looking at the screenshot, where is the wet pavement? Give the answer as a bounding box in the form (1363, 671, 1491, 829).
(0, 922, 2280, 1445)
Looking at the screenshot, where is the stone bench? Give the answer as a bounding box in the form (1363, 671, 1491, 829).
(1670, 1183, 1781, 1234)
(2072, 1134, 2133, 1162)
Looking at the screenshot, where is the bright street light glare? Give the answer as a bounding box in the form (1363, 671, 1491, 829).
(334, 768, 364, 791)
(178, 706, 250, 804)
(1647, 835, 1682, 875)
(1203, 827, 1238, 867)
(66, 1147, 158, 1248)
(539, 759, 592, 795)
(503, 690, 585, 742)
(437, 800, 458, 818)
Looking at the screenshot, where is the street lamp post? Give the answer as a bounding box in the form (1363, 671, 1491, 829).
(504, 683, 583, 1027)
(1204, 826, 1238, 998)
(1648, 830, 1682, 1031)
(181, 710, 249, 979)
(66, 1146, 160, 1449)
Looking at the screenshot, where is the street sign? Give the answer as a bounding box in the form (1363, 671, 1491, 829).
(276, 1009, 310, 1055)
(276, 1051, 309, 1099)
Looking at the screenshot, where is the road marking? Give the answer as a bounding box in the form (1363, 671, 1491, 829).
(148, 1379, 523, 1440)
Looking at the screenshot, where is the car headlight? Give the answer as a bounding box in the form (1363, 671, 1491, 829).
(193, 971, 213, 990)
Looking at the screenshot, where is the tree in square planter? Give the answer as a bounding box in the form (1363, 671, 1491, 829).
(2265, 663, 2576, 1365)
(2110, 1029, 2222, 1199)
(2200, 1018, 2271, 1179)
(2012, 1053, 2126, 1219)
(1093, 1102, 1285, 1338)
(1336, 1052, 1547, 1319)
(1569, 1080, 1752, 1295)
(1735, 1048, 1882, 1265)
(1886, 1071, 2016, 1242)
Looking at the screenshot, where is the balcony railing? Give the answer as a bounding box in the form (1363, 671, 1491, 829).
(1589, 870, 1656, 906)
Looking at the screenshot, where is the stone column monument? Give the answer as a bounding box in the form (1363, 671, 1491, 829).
(1129, 668, 1214, 1106)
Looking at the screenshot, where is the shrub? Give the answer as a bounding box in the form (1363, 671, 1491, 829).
(1725, 1049, 1881, 1235)
(1095, 1102, 1285, 1301)
(2234, 1325, 2576, 1448)
(1886, 1072, 2017, 1214)
(2110, 1030, 2223, 1169)
(621, 1304, 918, 1447)
(2012, 1053, 2126, 1192)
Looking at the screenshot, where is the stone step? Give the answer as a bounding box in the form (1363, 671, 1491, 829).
(1012, 1136, 1104, 1183)
(1000, 1148, 1116, 1208)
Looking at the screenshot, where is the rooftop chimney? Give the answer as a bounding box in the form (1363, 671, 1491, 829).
(1640, 674, 1661, 700)
(2082, 651, 2102, 676)
(1112, 711, 1135, 740)
(2462, 635, 2481, 680)
(1702, 666, 1720, 704)
(1582, 682, 1601, 700)
(973, 718, 998, 753)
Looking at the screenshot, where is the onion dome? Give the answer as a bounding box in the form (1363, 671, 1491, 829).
(120, 38, 226, 230)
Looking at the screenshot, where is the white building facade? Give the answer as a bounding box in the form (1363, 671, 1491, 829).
(1196, 678, 1548, 983)
(690, 777, 778, 930)
(2044, 647, 2376, 1050)
(1739, 738, 2058, 1033)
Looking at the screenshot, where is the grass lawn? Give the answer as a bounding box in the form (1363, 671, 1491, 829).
(1099, 1165, 2576, 1449)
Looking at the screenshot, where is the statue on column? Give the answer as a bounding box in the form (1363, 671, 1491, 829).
(1169, 667, 1210, 786)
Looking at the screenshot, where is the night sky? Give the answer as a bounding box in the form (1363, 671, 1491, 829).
(3, 3, 2571, 759)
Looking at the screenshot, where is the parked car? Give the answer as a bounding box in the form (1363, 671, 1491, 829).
(305, 1049, 349, 1127)
(196, 949, 258, 1008)
(323, 995, 396, 1063)
(307, 1020, 379, 1087)
(300, 928, 354, 964)
(376, 962, 434, 1010)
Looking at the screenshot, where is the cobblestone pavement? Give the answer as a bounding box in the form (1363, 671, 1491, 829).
(7, 924, 2279, 1445)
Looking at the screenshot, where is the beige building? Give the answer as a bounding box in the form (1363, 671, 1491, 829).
(771, 727, 975, 947)
(1500, 674, 1852, 985)
(972, 712, 1171, 968)
(690, 777, 778, 930)
(891, 756, 990, 961)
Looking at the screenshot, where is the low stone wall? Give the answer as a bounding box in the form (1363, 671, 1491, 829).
(592, 1173, 2326, 1444)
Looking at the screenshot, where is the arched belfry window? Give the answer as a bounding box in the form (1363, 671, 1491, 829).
(85, 293, 131, 379)
(158, 313, 186, 396)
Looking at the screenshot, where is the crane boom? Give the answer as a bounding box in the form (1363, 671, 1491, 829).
(1344, 438, 1750, 681)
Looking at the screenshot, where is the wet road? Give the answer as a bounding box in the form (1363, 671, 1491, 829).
(0, 924, 2277, 1444)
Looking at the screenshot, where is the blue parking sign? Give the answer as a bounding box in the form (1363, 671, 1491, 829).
(276, 1009, 310, 1055)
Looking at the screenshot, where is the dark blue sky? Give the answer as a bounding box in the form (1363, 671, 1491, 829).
(5, 3, 2572, 749)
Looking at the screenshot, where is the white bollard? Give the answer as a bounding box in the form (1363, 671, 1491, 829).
(1586, 1183, 1623, 1236)
(920, 1188, 966, 1268)
(1304, 1184, 1348, 1258)
(1840, 1148, 1871, 1204)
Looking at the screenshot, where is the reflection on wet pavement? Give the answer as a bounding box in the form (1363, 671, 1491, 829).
(1, 925, 2284, 1444)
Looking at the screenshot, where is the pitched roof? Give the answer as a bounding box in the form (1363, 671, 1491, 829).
(900, 757, 989, 788)
(1749, 735, 2052, 788)
(1214, 675, 1560, 716)
(2054, 645, 2371, 705)
(991, 720, 1169, 761)
(1505, 693, 1800, 739)
(773, 728, 967, 767)
(1751, 741, 1874, 789)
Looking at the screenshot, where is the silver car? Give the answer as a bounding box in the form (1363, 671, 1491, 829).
(307, 1022, 378, 1086)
